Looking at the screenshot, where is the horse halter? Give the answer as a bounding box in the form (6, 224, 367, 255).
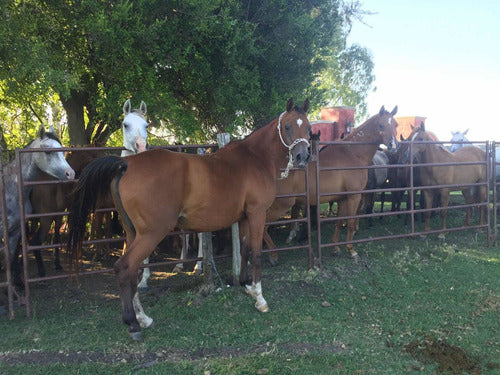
(277, 111, 310, 179)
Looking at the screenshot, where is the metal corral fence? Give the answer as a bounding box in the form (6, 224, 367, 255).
(1, 140, 498, 319)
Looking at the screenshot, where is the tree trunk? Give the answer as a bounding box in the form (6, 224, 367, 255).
(61, 91, 88, 146)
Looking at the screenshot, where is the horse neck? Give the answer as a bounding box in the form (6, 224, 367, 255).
(342, 121, 382, 164)
(18, 152, 41, 182)
(241, 118, 288, 177)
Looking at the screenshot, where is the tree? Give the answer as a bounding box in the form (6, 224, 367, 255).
(0, 0, 374, 146)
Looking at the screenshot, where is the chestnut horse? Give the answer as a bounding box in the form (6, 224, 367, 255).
(410, 124, 487, 239)
(67, 98, 311, 340)
(264, 106, 399, 258)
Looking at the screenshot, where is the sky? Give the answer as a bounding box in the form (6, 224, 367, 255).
(347, 0, 500, 142)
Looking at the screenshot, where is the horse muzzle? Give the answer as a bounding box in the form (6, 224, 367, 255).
(293, 145, 310, 168)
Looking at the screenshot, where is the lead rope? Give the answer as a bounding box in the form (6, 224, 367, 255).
(277, 111, 310, 179)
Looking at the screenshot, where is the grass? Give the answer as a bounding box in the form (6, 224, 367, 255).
(0, 208, 499, 374)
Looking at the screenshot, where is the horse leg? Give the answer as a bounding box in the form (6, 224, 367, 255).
(137, 257, 150, 291)
(420, 189, 434, 238)
(438, 189, 450, 240)
(345, 195, 362, 258)
(238, 219, 251, 285)
(114, 234, 160, 340)
(263, 226, 279, 267)
(193, 232, 203, 275)
(172, 234, 188, 273)
(53, 216, 63, 271)
(476, 185, 486, 225)
(462, 188, 474, 227)
(332, 201, 344, 255)
(363, 192, 374, 227)
(30, 220, 46, 277)
(286, 203, 301, 243)
(244, 210, 269, 313)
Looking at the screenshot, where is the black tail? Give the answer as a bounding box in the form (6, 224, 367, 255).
(67, 155, 127, 262)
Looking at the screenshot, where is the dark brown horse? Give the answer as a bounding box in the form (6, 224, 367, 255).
(67, 98, 311, 340)
(264, 106, 399, 258)
(30, 149, 106, 277)
(410, 124, 487, 239)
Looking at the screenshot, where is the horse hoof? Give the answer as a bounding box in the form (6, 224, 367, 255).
(129, 331, 143, 342)
(255, 301, 269, 313)
(140, 318, 154, 329)
(268, 256, 278, 267)
(193, 268, 202, 276)
(172, 265, 183, 273)
(350, 252, 359, 260)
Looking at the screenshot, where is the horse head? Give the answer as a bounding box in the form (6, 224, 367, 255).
(278, 98, 311, 171)
(376, 105, 399, 151)
(31, 126, 75, 180)
(450, 129, 469, 152)
(122, 99, 149, 156)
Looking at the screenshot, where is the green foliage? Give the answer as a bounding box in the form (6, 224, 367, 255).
(0, 0, 375, 146)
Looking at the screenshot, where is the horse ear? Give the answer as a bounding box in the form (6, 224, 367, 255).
(400, 134, 404, 141)
(390, 106, 398, 116)
(123, 99, 131, 115)
(140, 101, 147, 115)
(38, 125, 46, 138)
(286, 98, 294, 112)
(49, 125, 56, 133)
(302, 98, 310, 113)
(464, 128, 469, 135)
(420, 121, 426, 132)
(379, 106, 386, 115)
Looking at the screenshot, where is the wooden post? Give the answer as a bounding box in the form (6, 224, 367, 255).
(217, 133, 241, 285)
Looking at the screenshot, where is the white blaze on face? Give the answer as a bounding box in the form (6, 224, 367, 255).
(297, 119, 303, 127)
(387, 118, 391, 125)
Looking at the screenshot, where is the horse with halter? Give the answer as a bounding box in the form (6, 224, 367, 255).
(28, 100, 149, 278)
(412, 124, 487, 239)
(67, 98, 311, 340)
(0, 126, 75, 285)
(263, 105, 399, 259)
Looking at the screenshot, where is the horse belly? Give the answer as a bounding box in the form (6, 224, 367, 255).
(180, 204, 243, 232)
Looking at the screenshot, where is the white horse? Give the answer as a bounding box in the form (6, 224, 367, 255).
(449, 129, 473, 152)
(1, 126, 75, 284)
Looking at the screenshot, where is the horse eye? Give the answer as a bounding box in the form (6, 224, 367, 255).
(379, 124, 384, 131)
(123, 124, 129, 129)
(285, 124, 291, 132)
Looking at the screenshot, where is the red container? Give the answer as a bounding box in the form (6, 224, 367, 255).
(311, 106, 355, 141)
(395, 116, 426, 140)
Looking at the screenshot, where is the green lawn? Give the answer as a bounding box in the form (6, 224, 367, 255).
(1, 211, 499, 374)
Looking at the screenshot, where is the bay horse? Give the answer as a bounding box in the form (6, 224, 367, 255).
(29, 100, 148, 277)
(0, 126, 75, 284)
(411, 124, 487, 239)
(263, 105, 399, 259)
(67, 98, 311, 340)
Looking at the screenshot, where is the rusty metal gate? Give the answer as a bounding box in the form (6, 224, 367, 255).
(1, 140, 498, 319)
